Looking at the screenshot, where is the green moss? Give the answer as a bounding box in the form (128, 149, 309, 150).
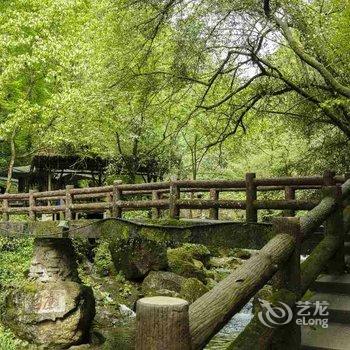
(139, 227, 170, 244)
(302, 289, 315, 301)
(167, 246, 207, 282)
(0, 324, 29, 350)
(180, 278, 209, 303)
(138, 218, 205, 227)
(181, 243, 211, 265)
(229, 248, 252, 260)
(108, 230, 168, 280)
(94, 241, 116, 276)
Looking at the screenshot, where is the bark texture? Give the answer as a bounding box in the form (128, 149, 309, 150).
(136, 296, 191, 350)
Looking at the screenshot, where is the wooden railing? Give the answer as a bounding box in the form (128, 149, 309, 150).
(0, 171, 346, 222)
(134, 179, 350, 349)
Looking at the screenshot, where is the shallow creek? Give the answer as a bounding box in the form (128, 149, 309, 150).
(205, 301, 253, 349)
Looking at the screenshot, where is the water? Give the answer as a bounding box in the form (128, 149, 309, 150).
(205, 301, 253, 349)
(205, 255, 309, 349)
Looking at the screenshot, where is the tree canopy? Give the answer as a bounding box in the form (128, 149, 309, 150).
(0, 0, 349, 189)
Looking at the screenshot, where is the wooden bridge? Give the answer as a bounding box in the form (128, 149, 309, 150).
(0, 171, 346, 222)
(1, 170, 350, 349)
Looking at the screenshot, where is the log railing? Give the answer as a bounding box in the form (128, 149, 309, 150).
(0, 171, 346, 222)
(134, 178, 350, 349)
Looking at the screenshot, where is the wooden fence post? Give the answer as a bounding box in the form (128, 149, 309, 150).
(324, 185, 345, 274)
(65, 185, 74, 220)
(29, 190, 36, 221)
(169, 181, 180, 219)
(105, 192, 113, 218)
(136, 296, 191, 350)
(209, 189, 219, 220)
(113, 180, 122, 218)
(272, 217, 302, 349)
(152, 190, 161, 219)
(283, 186, 296, 217)
(2, 199, 9, 221)
(323, 170, 336, 186)
(246, 173, 257, 223)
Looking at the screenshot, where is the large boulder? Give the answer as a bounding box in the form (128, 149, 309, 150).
(142, 271, 185, 297)
(209, 256, 243, 270)
(2, 281, 95, 349)
(141, 271, 208, 304)
(109, 233, 168, 280)
(29, 238, 80, 282)
(167, 244, 211, 283)
(180, 243, 211, 267)
(180, 278, 209, 303)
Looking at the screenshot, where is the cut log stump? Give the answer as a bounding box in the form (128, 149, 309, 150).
(136, 296, 191, 350)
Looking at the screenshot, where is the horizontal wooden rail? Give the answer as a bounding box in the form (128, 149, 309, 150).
(0, 171, 346, 222)
(177, 199, 247, 209)
(254, 199, 318, 210)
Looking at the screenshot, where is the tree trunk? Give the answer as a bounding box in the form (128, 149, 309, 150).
(5, 129, 16, 193)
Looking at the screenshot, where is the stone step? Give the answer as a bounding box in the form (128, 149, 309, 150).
(313, 274, 350, 294)
(307, 293, 350, 324)
(302, 323, 350, 350)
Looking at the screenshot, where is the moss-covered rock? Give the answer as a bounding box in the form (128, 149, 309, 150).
(180, 278, 209, 303)
(108, 232, 168, 280)
(166, 243, 211, 283)
(167, 249, 206, 283)
(142, 271, 185, 297)
(209, 256, 243, 270)
(2, 281, 95, 349)
(179, 243, 211, 267)
(229, 248, 258, 260)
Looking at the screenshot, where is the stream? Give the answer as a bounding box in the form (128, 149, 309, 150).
(204, 255, 309, 349)
(204, 301, 253, 349)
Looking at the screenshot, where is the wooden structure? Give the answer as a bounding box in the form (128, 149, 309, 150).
(0, 171, 345, 222)
(0, 155, 108, 192)
(135, 176, 350, 349)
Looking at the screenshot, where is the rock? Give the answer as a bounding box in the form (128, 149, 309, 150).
(99, 324, 135, 350)
(209, 256, 243, 270)
(109, 233, 168, 280)
(193, 259, 204, 269)
(180, 243, 211, 267)
(29, 238, 80, 282)
(180, 278, 209, 303)
(167, 245, 208, 283)
(205, 278, 218, 289)
(119, 304, 136, 318)
(2, 281, 95, 349)
(142, 271, 185, 297)
(230, 248, 258, 260)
